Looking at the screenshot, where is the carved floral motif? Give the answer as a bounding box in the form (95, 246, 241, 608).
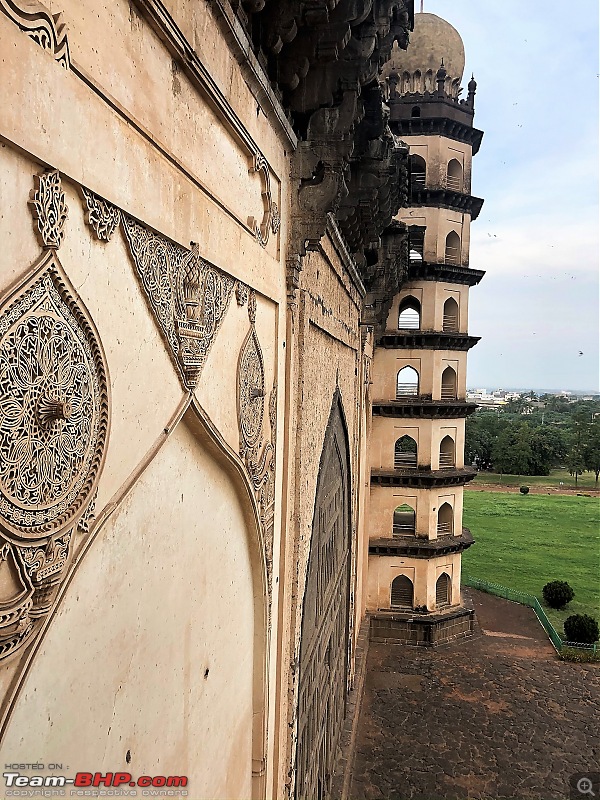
(29, 170, 68, 250)
(0, 0, 70, 68)
(81, 188, 121, 242)
(0, 237, 109, 661)
(237, 292, 277, 601)
(248, 152, 280, 249)
(121, 216, 234, 390)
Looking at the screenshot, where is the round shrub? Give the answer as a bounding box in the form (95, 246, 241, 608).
(564, 614, 599, 644)
(542, 580, 575, 609)
(520, 485, 529, 494)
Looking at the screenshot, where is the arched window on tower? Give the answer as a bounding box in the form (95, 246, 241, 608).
(441, 366, 457, 401)
(437, 503, 454, 536)
(435, 573, 451, 607)
(443, 297, 459, 332)
(446, 159, 463, 192)
(402, 71, 411, 94)
(411, 106, 421, 118)
(396, 366, 419, 398)
(413, 70, 422, 93)
(445, 231, 461, 265)
(410, 155, 426, 188)
(439, 436, 456, 470)
(395, 436, 418, 469)
(398, 296, 421, 330)
(393, 504, 416, 537)
(424, 69, 435, 93)
(391, 575, 414, 609)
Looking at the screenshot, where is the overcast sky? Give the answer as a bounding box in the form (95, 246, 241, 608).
(417, 0, 599, 392)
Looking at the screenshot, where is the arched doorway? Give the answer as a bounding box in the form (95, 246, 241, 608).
(296, 394, 351, 800)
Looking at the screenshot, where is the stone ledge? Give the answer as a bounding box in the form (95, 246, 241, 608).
(369, 528, 475, 558)
(370, 605, 476, 647)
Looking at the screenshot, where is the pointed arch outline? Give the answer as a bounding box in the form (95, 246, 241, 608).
(0, 394, 270, 800)
(295, 388, 352, 800)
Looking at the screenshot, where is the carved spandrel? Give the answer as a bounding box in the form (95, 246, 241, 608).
(121, 215, 235, 390)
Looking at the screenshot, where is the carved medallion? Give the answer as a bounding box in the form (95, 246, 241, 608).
(0, 240, 109, 660)
(122, 216, 234, 390)
(0, 252, 109, 540)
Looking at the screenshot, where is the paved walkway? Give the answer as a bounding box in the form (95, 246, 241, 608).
(349, 590, 599, 800)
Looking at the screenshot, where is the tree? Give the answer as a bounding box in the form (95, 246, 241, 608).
(492, 424, 532, 476)
(583, 420, 600, 485)
(566, 445, 586, 486)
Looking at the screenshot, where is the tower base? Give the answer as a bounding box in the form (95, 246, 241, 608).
(370, 605, 475, 647)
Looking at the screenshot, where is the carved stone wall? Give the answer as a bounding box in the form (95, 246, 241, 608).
(0, 171, 109, 663)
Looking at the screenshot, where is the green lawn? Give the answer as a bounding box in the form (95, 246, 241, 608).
(473, 469, 599, 490)
(474, 469, 600, 492)
(462, 491, 600, 634)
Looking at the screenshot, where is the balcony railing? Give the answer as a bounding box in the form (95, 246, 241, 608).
(444, 247, 460, 266)
(396, 383, 419, 398)
(445, 174, 462, 192)
(439, 452, 455, 469)
(398, 313, 420, 330)
(442, 314, 459, 332)
(440, 386, 457, 400)
(411, 173, 426, 188)
(394, 452, 418, 469)
(393, 523, 416, 538)
(437, 521, 453, 536)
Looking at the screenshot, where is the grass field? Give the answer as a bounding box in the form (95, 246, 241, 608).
(462, 491, 600, 634)
(473, 469, 599, 490)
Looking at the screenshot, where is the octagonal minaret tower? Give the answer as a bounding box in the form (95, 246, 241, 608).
(366, 11, 485, 645)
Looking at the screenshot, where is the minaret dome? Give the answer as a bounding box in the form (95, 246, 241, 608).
(382, 13, 466, 97)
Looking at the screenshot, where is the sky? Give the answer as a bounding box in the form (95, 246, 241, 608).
(416, 0, 599, 392)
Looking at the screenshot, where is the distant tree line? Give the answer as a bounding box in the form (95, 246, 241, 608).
(465, 398, 600, 483)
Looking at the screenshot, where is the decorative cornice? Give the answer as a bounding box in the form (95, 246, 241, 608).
(370, 468, 477, 488)
(369, 528, 474, 558)
(372, 400, 478, 419)
(376, 331, 481, 351)
(0, 0, 70, 68)
(407, 261, 485, 286)
(390, 117, 483, 154)
(408, 188, 484, 220)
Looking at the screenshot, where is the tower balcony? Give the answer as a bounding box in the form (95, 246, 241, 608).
(377, 331, 480, 351)
(371, 468, 476, 489)
(372, 400, 477, 419)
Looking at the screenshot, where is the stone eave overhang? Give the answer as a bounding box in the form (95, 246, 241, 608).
(370, 468, 477, 488)
(409, 189, 484, 220)
(376, 332, 480, 350)
(390, 117, 483, 154)
(369, 527, 474, 557)
(372, 400, 478, 419)
(407, 261, 485, 286)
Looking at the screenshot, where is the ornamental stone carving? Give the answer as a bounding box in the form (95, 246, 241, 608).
(0, 244, 110, 660)
(81, 188, 121, 242)
(0, 0, 70, 68)
(122, 215, 235, 390)
(237, 291, 277, 602)
(248, 152, 280, 249)
(29, 170, 68, 250)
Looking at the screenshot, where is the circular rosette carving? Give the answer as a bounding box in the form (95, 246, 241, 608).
(0, 252, 109, 541)
(237, 328, 265, 450)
